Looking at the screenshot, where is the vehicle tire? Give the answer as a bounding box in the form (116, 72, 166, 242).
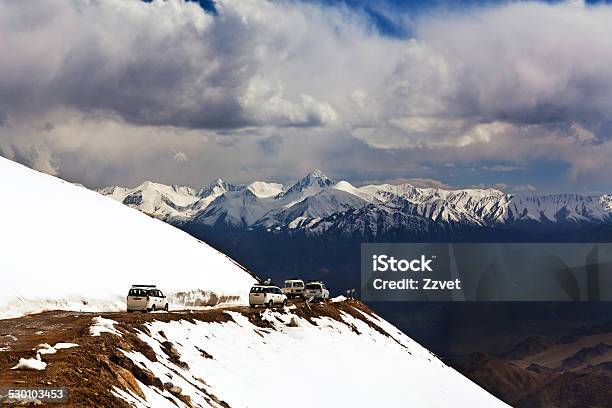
(268, 300, 274, 308)
(283, 299, 288, 307)
(164, 303, 169, 312)
(151, 304, 156, 312)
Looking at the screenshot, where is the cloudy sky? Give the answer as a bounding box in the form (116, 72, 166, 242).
(2, 0, 612, 193)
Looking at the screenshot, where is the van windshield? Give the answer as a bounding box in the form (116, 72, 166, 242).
(250, 286, 266, 293)
(305, 284, 321, 290)
(128, 289, 147, 297)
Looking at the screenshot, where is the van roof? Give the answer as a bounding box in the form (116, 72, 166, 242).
(284, 279, 304, 282)
(131, 284, 156, 288)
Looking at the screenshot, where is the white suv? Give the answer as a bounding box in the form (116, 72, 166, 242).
(127, 285, 169, 312)
(249, 285, 288, 308)
(282, 279, 305, 298)
(303, 281, 330, 301)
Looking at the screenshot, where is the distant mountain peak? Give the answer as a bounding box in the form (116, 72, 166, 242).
(198, 178, 241, 198)
(308, 169, 327, 179)
(280, 170, 334, 198)
(137, 180, 156, 189)
(205, 178, 226, 189)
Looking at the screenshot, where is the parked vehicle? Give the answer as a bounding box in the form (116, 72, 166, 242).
(127, 284, 169, 312)
(249, 284, 288, 308)
(303, 281, 330, 301)
(282, 279, 305, 298)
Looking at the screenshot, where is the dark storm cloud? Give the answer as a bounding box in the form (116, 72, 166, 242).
(0, 0, 338, 130)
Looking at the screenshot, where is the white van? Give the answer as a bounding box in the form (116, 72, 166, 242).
(127, 285, 169, 312)
(282, 279, 305, 298)
(303, 281, 330, 301)
(249, 285, 288, 308)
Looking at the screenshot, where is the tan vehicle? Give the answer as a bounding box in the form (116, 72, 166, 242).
(281, 279, 305, 298)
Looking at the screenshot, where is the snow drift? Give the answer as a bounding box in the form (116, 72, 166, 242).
(0, 157, 256, 318)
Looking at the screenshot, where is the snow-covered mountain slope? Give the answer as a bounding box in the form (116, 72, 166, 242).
(247, 180, 283, 198)
(107, 302, 506, 407)
(194, 189, 277, 228)
(100, 182, 201, 220)
(99, 170, 612, 236)
(117, 308, 504, 407)
(0, 157, 256, 319)
(303, 205, 446, 238)
(255, 188, 369, 229)
(505, 194, 612, 224)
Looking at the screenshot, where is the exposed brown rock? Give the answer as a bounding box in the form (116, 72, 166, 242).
(115, 366, 145, 399)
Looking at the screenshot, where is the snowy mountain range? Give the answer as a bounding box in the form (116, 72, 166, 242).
(99, 170, 612, 237)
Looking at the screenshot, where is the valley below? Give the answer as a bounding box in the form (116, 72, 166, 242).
(455, 321, 612, 407)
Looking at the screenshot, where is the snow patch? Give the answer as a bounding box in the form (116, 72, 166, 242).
(90, 316, 122, 337)
(11, 354, 47, 371)
(36, 342, 79, 355)
(55, 342, 79, 349)
(36, 343, 57, 355)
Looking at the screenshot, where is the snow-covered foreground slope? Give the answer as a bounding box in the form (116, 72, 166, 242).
(105, 302, 507, 407)
(0, 157, 256, 318)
